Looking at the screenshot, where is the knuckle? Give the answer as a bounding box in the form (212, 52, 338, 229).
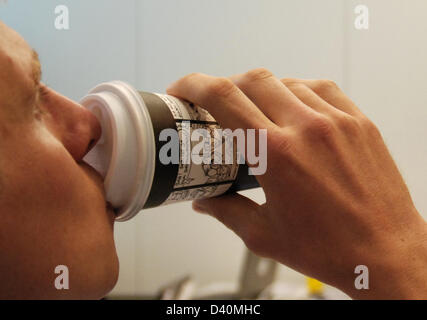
(285, 82, 308, 92)
(313, 79, 339, 94)
(243, 229, 264, 255)
(280, 77, 295, 84)
(184, 72, 203, 82)
(205, 77, 237, 99)
(335, 115, 361, 135)
(304, 115, 334, 138)
(242, 68, 274, 85)
(358, 116, 382, 138)
(269, 130, 293, 158)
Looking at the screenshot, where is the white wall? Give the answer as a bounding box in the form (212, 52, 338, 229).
(344, 0, 427, 222)
(2, 0, 426, 298)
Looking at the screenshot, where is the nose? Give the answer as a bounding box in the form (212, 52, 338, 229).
(42, 89, 102, 161)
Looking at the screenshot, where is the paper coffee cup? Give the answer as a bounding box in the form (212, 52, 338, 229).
(80, 81, 259, 222)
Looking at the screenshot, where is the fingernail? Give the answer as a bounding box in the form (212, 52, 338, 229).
(192, 200, 208, 214)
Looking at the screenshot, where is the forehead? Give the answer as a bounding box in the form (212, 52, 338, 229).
(0, 21, 40, 85)
(0, 21, 41, 110)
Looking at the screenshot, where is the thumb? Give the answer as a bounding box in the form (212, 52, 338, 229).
(192, 193, 263, 242)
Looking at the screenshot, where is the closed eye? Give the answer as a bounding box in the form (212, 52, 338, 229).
(38, 84, 51, 102)
(34, 84, 50, 116)
(39, 84, 50, 97)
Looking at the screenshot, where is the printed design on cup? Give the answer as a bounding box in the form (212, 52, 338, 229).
(154, 94, 239, 205)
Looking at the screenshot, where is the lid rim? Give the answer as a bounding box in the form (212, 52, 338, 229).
(82, 81, 156, 222)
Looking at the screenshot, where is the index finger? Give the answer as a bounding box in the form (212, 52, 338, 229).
(166, 73, 273, 130)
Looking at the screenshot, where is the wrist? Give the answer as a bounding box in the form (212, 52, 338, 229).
(343, 215, 427, 299)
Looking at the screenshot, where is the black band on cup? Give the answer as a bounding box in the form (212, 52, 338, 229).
(226, 163, 260, 194)
(140, 92, 179, 209)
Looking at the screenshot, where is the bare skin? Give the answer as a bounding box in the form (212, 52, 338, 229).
(167, 70, 427, 299)
(0, 22, 118, 299)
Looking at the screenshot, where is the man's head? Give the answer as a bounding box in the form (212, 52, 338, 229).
(0, 21, 118, 299)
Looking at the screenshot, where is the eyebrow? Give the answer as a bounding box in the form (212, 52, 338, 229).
(31, 49, 41, 85)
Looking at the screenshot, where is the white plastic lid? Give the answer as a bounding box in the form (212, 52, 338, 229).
(80, 81, 156, 222)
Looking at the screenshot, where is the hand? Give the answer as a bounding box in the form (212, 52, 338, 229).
(167, 68, 427, 299)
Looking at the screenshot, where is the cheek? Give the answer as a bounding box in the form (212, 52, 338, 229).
(17, 136, 113, 237)
(6, 134, 100, 215)
(0, 130, 118, 298)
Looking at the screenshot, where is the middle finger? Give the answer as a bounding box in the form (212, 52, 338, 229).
(230, 68, 315, 127)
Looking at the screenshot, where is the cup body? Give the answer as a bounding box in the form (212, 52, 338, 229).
(81, 81, 259, 221)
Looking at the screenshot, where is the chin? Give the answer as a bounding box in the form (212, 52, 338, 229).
(87, 248, 120, 300)
(64, 227, 120, 300)
(102, 253, 120, 298)
(0, 255, 119, 300)
(92, 266, 119, 300)
(70, 253, 120, 300)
